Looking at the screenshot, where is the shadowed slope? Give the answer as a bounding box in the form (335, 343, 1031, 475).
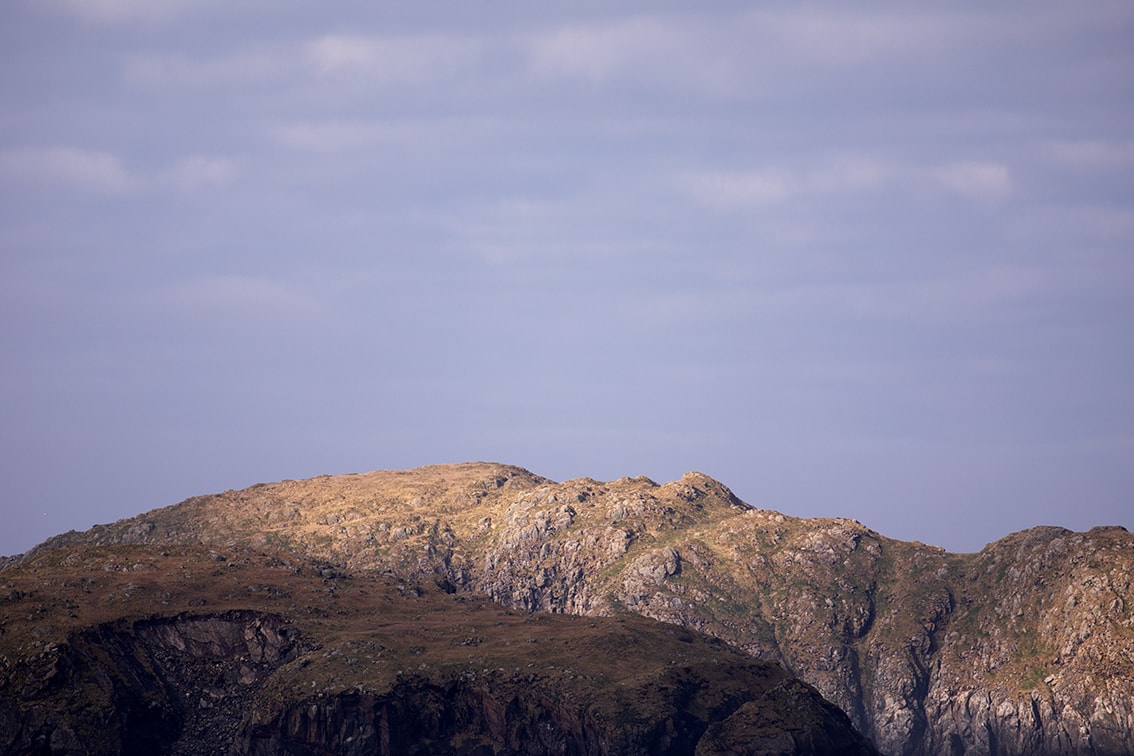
(0, 543, 875, 755)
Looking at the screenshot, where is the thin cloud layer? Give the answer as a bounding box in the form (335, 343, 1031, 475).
(935, 161, 1013, 203)
(306, 33, 487, 85)
(0, 146, 136, 194)
(45, 0, 201, 24)
(687, 156, 893, 209)
(1, 1, 1131, 556)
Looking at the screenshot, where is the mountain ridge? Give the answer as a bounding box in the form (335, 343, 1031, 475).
(5, 462, 1132, 754)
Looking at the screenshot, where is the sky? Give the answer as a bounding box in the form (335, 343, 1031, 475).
(1, 1, 1132, 556)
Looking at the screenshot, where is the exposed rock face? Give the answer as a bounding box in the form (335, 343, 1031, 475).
(2, 611, 304, 754)
(12, 462, 1134, 754)
(920, 527, 1134, 756)
(244, 663, 872, 755)
(0, 545, 875, 755)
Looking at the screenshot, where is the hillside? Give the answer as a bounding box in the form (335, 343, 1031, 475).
(0, 543, 873, 754)
(8, 462, 1134, 754)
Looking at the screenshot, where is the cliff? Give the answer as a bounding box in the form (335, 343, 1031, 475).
(9, 462, 1133, 754)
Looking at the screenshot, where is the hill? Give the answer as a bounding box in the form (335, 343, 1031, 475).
(0, 542, 874, 755)
(8, 462, 1133, 754)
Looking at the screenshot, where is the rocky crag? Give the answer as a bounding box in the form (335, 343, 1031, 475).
(9, 462, 1134, 754)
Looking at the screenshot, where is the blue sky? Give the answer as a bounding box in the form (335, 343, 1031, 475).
(2, 1, 1132, 555)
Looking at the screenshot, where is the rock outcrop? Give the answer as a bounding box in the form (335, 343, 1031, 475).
(2, 610, 305, 754)
(9, 462, 1133, 754)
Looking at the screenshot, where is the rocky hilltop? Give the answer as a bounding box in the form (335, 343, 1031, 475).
(9, 462, 1134, 754)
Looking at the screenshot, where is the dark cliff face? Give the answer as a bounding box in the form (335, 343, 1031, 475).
(8, 462, 1133, 755)
(245, 663, 873, 756)
(1, 610, 304, 754)
(0, 545, 876, 756)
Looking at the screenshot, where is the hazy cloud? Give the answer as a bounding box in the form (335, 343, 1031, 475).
(525, 18, 687, 82)
(686, 156, 892, 209)
(164, 156, 239, 191)
(305, 33, 486, 87)
(157, 275, 323, 327)
(0, 148, 243, 196)
(687, 171, 796, 208)
(1042, 139, 1134, 171)
(121, 49, 292, 89)
(269, 118, 484, 154)
(1019, 205, 1134, 243)
(271, 121, 391, 153)
(0, 146, 136, 194)
(44, 0, 200, 24)
(741, 7, 948, 66)
(934, 161, 1012, 203)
